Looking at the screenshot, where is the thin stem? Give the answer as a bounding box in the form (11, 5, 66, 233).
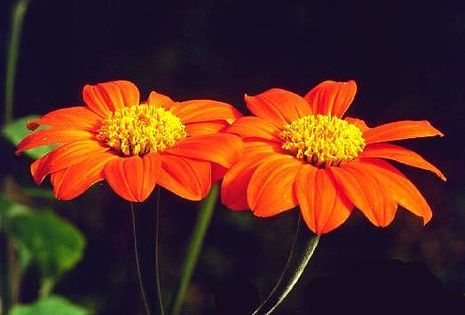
(170, 183, 219, 315)
(39, 278, 54, 299)
(252, 214, 320, 315)
(130, 203, 152, 315)
(4, 0, 32, 125)
(155, 188, 165, 315)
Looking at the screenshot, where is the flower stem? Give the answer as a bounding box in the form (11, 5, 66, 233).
(4, 0, 32, 125)
(2, 2, 32, 312)
(130, 191, 166, 315)
(170, 183, 219, 315)
(155, 188, 165, 315)
(252, 214, 320, 315)
(39, 278, 55, 299)
(130, 203, 152, 315)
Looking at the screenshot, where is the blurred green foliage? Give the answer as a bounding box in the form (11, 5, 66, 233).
(2, 115, 54, 159)
(8, 296, 88, 315)
(1, 115, 88, 313)
(2, 204, 86, 281)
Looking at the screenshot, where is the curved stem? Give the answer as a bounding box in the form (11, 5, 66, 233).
(130, 203, 152, 315)
(170, 183, 219, 315)
(130, 193, 166, 315)
(252, 214, 320, 315)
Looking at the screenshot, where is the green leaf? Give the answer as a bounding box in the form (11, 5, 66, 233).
(16, 242, 32, 274)
(2, 115, 54, 159)
(0, 197, 29, 223)
(5, 208, 86, 280)
(8, 296, 89, 315)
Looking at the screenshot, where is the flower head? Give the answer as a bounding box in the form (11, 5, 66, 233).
(222, 80, 445, 234)
(17, 80, 243, 202)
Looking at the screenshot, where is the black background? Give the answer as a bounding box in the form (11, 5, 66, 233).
(1, 0, 465, 314)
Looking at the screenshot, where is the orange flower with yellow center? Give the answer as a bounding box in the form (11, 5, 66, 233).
(222, 80, 445, 234)
(17, 80, 243, 202)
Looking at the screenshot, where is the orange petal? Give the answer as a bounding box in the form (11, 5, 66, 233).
(363, 120, 444, 144)
(227, 116, 282, 142)
(27, 106, 101, 131)
(170, 100, 241, 124)
(360, 143, 446, 181)
(358, 159, 433, 224)
(16, 129, 95, 154)
(104, 153, 161, 202)
(245, 88, 311, 127)
(296, 166, 353, 234)
(247, 154, 301, 217)
(243, 139, 286, 157)
(158, 154, 211, 201)
(304, 80, 357, 117)
(50, 152, 118, 200)
(166, 133, 243, 168)
(31, 140, 109, 184)
(221, 153, 276, 210)
(345, 117, 369, 132)
(147, 91, 175, 109)
(330, 163, 397, 227)
(185, 120, 229, 136)
(83, 80, 140, 117)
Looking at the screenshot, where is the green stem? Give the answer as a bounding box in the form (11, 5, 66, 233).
(170, 183, 219, 315)
(4, 0, 32, 125)
(1, 2, 31, 313)
(38, 278, 54, 299)
(252, 214, 320, 315)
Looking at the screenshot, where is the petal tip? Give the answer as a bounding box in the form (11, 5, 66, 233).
(26, 120, 40, 130)
(422, 214, 432, 225)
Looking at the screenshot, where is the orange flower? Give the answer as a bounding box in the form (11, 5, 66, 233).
(17, 80, 243, 202)
(222, 80, 445, 234)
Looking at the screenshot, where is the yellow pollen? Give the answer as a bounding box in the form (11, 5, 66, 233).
(280, 114, 366, 166)
(97, 104, 187, 156)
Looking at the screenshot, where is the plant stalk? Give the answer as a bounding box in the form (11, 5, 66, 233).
(130, 190, 166, 315)
(170, 183, 219, 315)
(4, 0, 32, 125)
(252, 214, 320, 315)
(1, 2, 32, 313)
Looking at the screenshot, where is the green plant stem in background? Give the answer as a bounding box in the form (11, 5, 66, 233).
(170, 183, 219, 315)
(2, 2, 32, 313)
(4, 0, 32, 125)
(252, 214, 320, 315)
(38, 278, 54, 299)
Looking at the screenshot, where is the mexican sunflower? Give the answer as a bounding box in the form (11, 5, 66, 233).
(222, 80, 446, 235)
(17, 80, 243, 202)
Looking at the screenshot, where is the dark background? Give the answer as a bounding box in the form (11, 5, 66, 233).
(1, 0, 465, 314)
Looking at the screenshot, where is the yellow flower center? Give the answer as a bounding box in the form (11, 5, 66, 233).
(280, 114, 365, 166)
(97, 104, 187, 156)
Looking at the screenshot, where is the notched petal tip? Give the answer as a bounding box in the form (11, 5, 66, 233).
(422, 212, 432, 225)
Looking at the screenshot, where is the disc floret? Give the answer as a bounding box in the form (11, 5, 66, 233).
(98, 104, 187, 156)
(280, 114, 365, 166)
